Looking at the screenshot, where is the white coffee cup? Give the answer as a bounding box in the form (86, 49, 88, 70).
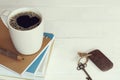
(1, 8, 44, 55)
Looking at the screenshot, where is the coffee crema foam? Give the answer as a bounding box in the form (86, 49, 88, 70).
(9, 11, 41, 30)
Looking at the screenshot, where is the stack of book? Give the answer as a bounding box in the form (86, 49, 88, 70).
(0, 18, 55, 80)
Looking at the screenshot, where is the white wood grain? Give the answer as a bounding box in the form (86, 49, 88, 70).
(1, 7, 120, 38)
(43, 7, 120, 38)
(0, 0, 120, 7)
(0, 1, 120, 38)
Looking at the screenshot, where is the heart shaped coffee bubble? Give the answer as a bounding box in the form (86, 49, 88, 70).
(10, 11, 41, 30)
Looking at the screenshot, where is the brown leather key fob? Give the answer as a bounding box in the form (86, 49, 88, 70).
(88, 49, 113, 71)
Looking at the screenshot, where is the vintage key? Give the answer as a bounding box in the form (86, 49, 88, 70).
(77, 57, 92, 80)
(78, 49, 113, 71)
(77, 62, 92, 80)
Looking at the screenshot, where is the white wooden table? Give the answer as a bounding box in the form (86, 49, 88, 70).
(45, 38, 120, 80)
(0, 0, 120, 80)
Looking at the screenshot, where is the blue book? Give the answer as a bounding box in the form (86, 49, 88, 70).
(23, 33, 55, 79)
(26, 33, 54, 74)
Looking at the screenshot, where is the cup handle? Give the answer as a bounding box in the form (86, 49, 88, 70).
(0, 10, 11, 28)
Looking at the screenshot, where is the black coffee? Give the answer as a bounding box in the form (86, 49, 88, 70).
(9, 11, 41, 30)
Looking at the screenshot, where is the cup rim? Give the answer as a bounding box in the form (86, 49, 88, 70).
(7, 8, 43, 31)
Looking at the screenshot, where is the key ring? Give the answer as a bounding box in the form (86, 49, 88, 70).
(77, 52, 92, 70)
(78, 56, 89, 67)
(77, 56, 89, 70)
